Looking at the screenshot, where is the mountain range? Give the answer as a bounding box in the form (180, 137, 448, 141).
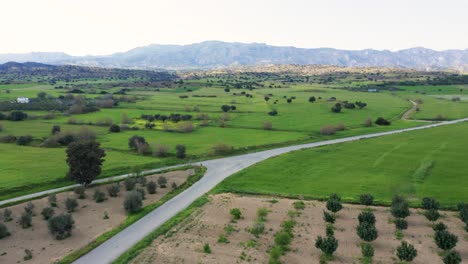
(0, 41, 467, 71)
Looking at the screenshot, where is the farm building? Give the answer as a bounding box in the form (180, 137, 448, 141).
(16, 97, 30, 103)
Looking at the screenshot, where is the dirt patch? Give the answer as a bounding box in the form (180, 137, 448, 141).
(0, 169, 193, 264)
(131, 193, 468, 264)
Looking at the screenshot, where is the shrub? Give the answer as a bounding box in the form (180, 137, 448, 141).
(65, 198, 78, 213)
(152, 144, 169, 157)
(391, 196, 410, 218)
(320, 125, 337, 135)
(331, 103, 342, 113)
(175, 144, 186, 159)
(274, 231, 292, 250)
(422, 197, 440, 210)
(281, 220, 296, 234)
(326, 224, 335, 236)
(262, 121, 273, 130)
(109, 124, 121, 132)
(16, 135, 33, 146)
(24, 249, 33, 261)
(19, 212, 32, 228)
(434, 230, 458, 250)
(124, 177, 137, 191)
(361, 243, 374, 258)
(396, 241, 417, 262)
(203, 243, 212, 254)
(158, 176, 168, 188)
(442, 250, 462, 264)
(375, 117, 391, 126)
(48, 214, 75, 240)
(128, 135, 148, 150)
(394, 218, 408, 230)
(0, 223, 10, 239)
(137, 176, 147, 186)
(217, 234, 229, 243)
(326, 196, 342, 213)
(230, 208, 242, 220)
(315, 235, 338, 256)
(41, 207, 55, 220)
(269, 246, 282, 263)
(212, 143, 234, 155)
(146, 181, 157, 194)
(171, 182, 177, 189)
(359, 194, 374, 206)
(257, 207, 269, 221)
(0, 134, 16, 143)
(433, 222, 447, 232)
(268, 109, 278, 116)
(24, 202, 35, 216)
(3, 209, 12, 222)
(9, 111, 28, 121)
(74, 186, 86, 199)
(249, 222, 265, 237)
(335, 123, 345, 131)
(323, 211, 336, 224)
(48, 194, 58, 207)
(221, 105, 231, 112)
(124, 190, 143, 213)
(358, 211, 376, 225)
(357, 222, 378, 242)
(93, 189, 107, 203)
(0, 124, 3, 132)
(293, 201, 305, 210)
(363, 117, 373, 127)
(424, 209, 440, 222)
(107, 184, 120, 197)
(136, 188, 146, 200)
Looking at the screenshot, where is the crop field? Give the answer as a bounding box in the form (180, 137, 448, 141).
(216, 122, 468, 207)
(129, 194, 468, 264)
(1, 70, 467, 200)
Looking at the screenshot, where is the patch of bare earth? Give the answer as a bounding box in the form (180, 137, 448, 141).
(131, 193, 468, 264)
(0, 169, 193, 264)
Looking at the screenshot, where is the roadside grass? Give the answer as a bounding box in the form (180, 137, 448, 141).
(213, 122, 468, 207)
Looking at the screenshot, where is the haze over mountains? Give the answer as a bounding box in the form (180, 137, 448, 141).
(0, 41, 467, 71)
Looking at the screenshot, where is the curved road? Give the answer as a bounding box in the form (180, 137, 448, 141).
(70, 117, 468, 264)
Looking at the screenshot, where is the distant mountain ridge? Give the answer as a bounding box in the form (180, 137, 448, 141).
(0, 41, 467, 71)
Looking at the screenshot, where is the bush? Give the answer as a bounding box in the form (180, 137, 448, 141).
(293, 201, 305, 210)
(48, 214, 75, 240)
(359, 194, 374, 206)
(394, 218, 408, 230)
(212, 143, 234, 155)
(358, 211, 376, 225)
(230, 208, 242, 220)
(396, 241, 417, 262)
(320, 125, 337, 135)
(221, 105, 231, 112)
(357, 222, 378, 242)
(422, 197, 440, 210)
(326, 224, 334, 236)
(274, 231, 292, 249)
(3, 209, 12, 222)
(217, 234, 229, 243)
(65, 198, 78, 213)
(326, 196, 342, 213)
(268, 109, 278, 116)
(136, 188, 146, 200)
(48, 194, 58, 207)
(323, 211, 336, 224)
(137, 176, 147, 186)
(16, 135, 33, 145)
(175, 144, 186, 159)
(434, 230, 458, 250)
(93, 189, 107, 203)
(0, 223, 10, 239)
(152, 144, 169, 157)
(433, 222, 447, 232)
(424, 209, 440, 222)
(51, 125, 61, 135)
(124, 190, 143, 213)
(128, 135, 148, 150)
(249, 222, 265, 237)
(124, 177, 137, 191)
(19, 212, 32, 228)
(41, 207, 55, 220)
(146, 181, 157, 194)
(107, 184, 120, 197)
(9, 111, 28, 121)
(24, 202, 35, 216)
(281, 220, 296, 234)
(257, 207, 269, 221)
(315, 235, 338, 256)
(391, 196, 410, 218)
(262, 121, 273, 130)
(109, 124, 121, 132)
(203, 243, 212, 254)
(171, 182, 178, 189)
(74, 186, 86, 199)
(361, 243, 374, 258)
(375, 117, 391, 126)
(363, 117, 373, 127)
(442, 250, 462, 264)
(158, 176, 168, 188)
(0, 134, 16, 143)
(24, 249, 33, 260)
(331, 103, 342, 113)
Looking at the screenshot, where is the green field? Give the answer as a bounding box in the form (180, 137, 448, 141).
(215, 122, 468, 207)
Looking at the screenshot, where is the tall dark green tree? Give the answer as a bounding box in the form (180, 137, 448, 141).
(66, 141, 106, 185)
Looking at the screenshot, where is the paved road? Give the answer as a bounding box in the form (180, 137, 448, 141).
(71, 117, 468, 264)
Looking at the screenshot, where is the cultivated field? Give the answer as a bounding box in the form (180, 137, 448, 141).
(130, 194, 468, 264)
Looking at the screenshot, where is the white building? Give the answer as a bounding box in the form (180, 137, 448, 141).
(17, 97, 30, 103)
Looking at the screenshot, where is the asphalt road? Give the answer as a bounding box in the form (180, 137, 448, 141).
(71, 117, 468, 264)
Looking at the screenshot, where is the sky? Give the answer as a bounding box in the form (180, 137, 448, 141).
(0, 0, 467, 55)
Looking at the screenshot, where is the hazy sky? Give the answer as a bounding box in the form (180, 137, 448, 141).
(1, 0, 467, 55)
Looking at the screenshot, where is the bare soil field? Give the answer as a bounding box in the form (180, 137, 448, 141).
(0, 169, 193, 264)
(131, 193, 468, 264)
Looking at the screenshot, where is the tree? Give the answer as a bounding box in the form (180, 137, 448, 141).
(48, 194, 58, 207)
(176, 144, 186, 159)
(323, 211, 336, 223)
(66, 141, 106, 185)
(109, 124, 121, 132)
(361, 243, 374, 258)
(107, 184, 120, 197)
(51, 125, 61, 135)
(434, 230, 458, 250)
(326, 196, 342, 213)
(391, 196, 410, 218)
(442, 250, 461, 264)
(331, 103, 342, 113)
(74, 186, 86, 199)
(433, 222, 447, 232)
(375, 117, 391, 126)
(424, 209, 440, 221)
(286, 98, 292, 103)
(124, 190, 143, 213)
(309, 96, 316, 103)
(3, 209, 12, 222)
(359, 194, 374, 206)
(274, 231, 292, 250)
(19, 212, 32, 228)
(9, 111, 28, 121)
(37, 91, 47, 99)
(124, 177, 136, 191)
(65, 198, 78, 213)
(0, 223, 10, 239)
(128, 135, 147, 150)
(394, 218, 408, 230)
(422, 197, 440, 210)
(315, 235, 338, 256)
(230, 208, 242, 220)
(221, 105, 231, 112)
(357, 222, 378, 242)
(358, 211, 376, 225)
(41, 207, 55, 220)
(158, 176, 168, 188)
(93, 189, 107, 203)
(355, 101, 367, 109)
(146, 181, 157, 194)
(48, 214, 75, 240)
(396, 241, 417, 262)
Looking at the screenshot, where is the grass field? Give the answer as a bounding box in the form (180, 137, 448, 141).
(215, 122, 468, 207)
